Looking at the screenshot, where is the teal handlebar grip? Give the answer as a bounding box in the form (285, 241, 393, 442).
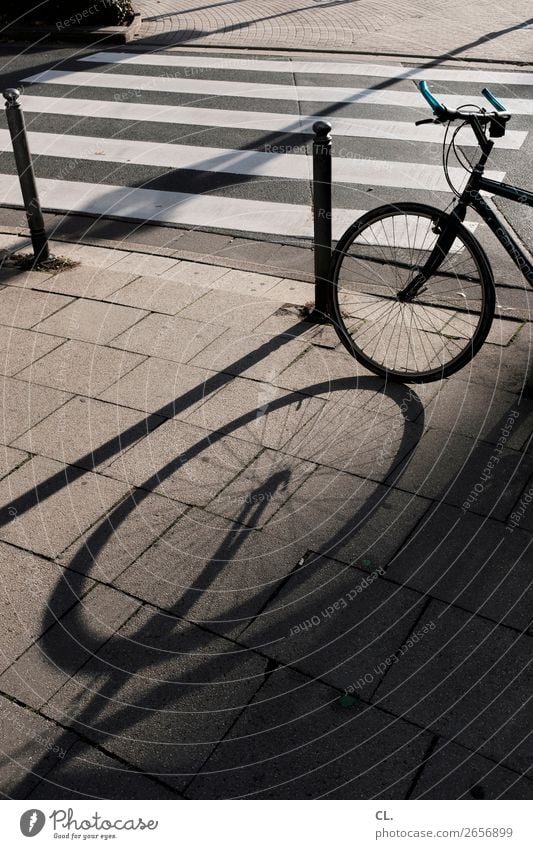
(418, 81, 446, 115)
(481, 87, 506, 112)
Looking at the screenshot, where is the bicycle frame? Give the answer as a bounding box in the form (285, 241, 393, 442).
(399, 118, 533, 300)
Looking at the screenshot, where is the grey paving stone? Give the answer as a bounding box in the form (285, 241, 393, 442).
(0, 326, 65, 376)
(462, 339, 532, 395)
(0, 268, 55, 289)
(507, 475, 533, 532)
(392, 428, 533, 521)
(44, 606, 268, 792)
(273, 343, 384, 400)
(99, 357, 227, 418)
(240, 553, 425, 692)
(411, 738, 533, 799)
(387, 503, 533, 632)
(186, 376, 325, 451)
(115, 508, 307, 638)
(424, 380, 525, 444)
(0, 456, 129, 558)
(486, 319, 523, 347)
(34, 298, 148, 345)
(169, 231, 233, 256)
(0, 286, 72, 329)
(109, 274, 208, 315)
(190, 327, 309, 382)
(205, 268, 282, 295)
(179, 289, 278, 329)
(105, 419, 260, 506)
(0, 375, 71, 443)
(59, 490, 187, 583)
(0, 584, 140, 709)
(160, 260, 233, 286)
(13, 396, 164, 471)
(281, 394, 421, 482)
(26, 267, 138, 299)
(264, 465, 431, 569)
(0, 542, 92, 674)
(110, 253, 180, 276)
(209, 449, 315, 528)
(16, 340, 145, 396)
(0, 694, 77, 799)
(49, 243, 125, 270)
(374, 600, 533, 776)
(267, 278, 314, 305)
(28, 739, 179, 799)
(253, 308, 326, 342)
(0, 444, 28, 481)
(111, 312, 225, 363)
(187, 667, 431, 799)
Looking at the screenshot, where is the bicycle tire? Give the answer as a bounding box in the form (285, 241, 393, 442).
(330, 202, 495, 383)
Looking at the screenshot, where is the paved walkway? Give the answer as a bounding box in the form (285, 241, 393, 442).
(0, 230, 533, 799)
(134, 0, 533, 62)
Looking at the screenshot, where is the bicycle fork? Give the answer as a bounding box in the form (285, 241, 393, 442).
(397, 202, 468, 302)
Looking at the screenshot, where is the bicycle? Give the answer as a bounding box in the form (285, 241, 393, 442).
(330, 80, 533, 383)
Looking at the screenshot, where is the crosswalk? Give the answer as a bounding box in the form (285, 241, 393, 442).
(0, 49, 530, 241)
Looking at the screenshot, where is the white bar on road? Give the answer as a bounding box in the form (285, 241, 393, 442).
(22, 69, 533, 113)
(0, 130, 504, 192)
(0, 173, 362, 239)
(81, 51, 533, 87)
(19, 94, 526, 148)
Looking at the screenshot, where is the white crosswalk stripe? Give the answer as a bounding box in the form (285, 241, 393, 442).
(0, 130, 504, 191)
(23, 69, 533, 114)
(0, 49, 528, 241)
(81, 52, 533, 87)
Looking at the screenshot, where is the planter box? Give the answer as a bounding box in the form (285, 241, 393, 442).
(1, 11, 142, 44)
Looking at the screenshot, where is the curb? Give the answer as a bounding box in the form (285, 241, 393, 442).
(0, 12, 142, 45)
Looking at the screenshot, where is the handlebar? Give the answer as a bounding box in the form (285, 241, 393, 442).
(417, 80, 510, 124)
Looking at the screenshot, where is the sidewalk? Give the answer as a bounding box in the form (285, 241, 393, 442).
(134, 0, 533, 63)
(0, 231, 533, 799)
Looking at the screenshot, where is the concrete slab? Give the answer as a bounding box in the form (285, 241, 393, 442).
(111, 312, 225, 364)
(13, 396, 165, 471)
(109, 274, 208, 314)
(105, 418, 260, 506)
(375, 600, 533, 776)
(34, 298, 148, 345)
(264, 465, 431, 569)
(387, 502, 533, 632)
(0, 455, 130, 558)
(187, 667, 431, 799)
(115, 507, 307, 638)
(0, 542, 92, 675)
(44, 605, 268, 793)
(240, 553, 425, 692)
(0, 286, 72, 330)
(411, 738, 533, 800)
(0, 584, 140, 709)
(59, 490, 188, 583)
(16, 340, 145, 396)
(0, 375, 71, 443)
(0, 326, 65, 377)
(98, 357, 227, 418)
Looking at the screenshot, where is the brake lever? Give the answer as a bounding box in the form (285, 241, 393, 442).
(415, 118, 439, 126)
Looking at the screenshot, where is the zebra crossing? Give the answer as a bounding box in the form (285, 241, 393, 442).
(0, 49, 530, 241)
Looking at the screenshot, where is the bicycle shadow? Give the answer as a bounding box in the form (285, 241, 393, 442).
(6, 369, 426, 799)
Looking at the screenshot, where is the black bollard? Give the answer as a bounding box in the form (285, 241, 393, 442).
(3, 88, 50, 265)
(311, 120, 333, 323)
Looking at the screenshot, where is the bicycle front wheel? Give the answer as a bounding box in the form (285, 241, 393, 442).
(331, 202, 495, 382)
